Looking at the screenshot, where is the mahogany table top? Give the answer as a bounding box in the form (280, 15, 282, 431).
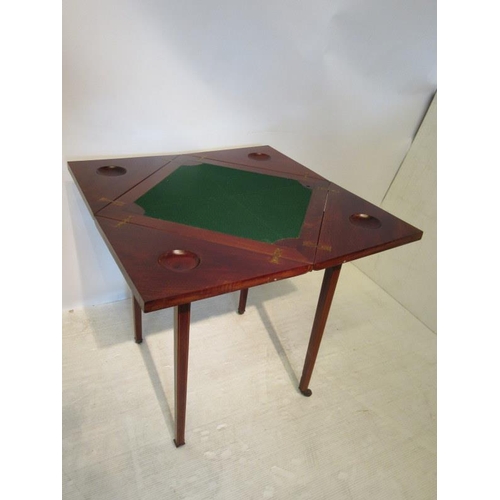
(68, 146, 422, 312)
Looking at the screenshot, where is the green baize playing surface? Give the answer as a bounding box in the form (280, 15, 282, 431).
(135, 163, 312, 243)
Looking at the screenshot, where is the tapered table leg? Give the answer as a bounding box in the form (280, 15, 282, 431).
(238, 288, 249, 314)
(173, 303, 191, 447)
(133, 297, 143, 344)
(299, 265, 342, 396)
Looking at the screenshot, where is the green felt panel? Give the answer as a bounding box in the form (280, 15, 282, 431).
(134, 163, 312, 243)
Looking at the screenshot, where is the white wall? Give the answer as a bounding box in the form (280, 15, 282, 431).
(63, 0, 436, 310)
(355, 93, 437, 332)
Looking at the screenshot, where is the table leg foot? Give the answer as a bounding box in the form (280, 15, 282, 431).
(237, 288, 249, 315)
(300, 388, 313, 397)
(173, 439, 185, 448)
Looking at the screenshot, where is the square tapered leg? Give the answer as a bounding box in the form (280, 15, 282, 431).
(133, 297, 143, 344)
(173, 303, 191, 447)
(238, 288, 249, 314)
(299, 265, 342, 396)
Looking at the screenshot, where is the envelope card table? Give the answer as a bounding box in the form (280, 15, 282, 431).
(68, 146, 422, 447)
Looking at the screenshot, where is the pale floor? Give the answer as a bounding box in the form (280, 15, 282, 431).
(62, 264, 436, 500)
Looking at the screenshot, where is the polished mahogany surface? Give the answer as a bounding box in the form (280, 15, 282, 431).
(68, 146, 422, 312)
